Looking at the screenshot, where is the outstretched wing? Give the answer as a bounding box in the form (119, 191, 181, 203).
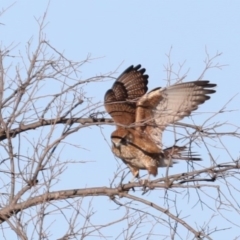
(104, 65, 148, 126)
(136, 81, 216, 147)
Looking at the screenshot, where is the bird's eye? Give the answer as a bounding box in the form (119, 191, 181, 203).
(121, 138, 127, 145)
(121, 136, 132, 145)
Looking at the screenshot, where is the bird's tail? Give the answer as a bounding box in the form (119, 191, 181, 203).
(162, 145, 201, 166)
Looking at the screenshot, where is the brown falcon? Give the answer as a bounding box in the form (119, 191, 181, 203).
(104, 65, 216, 180)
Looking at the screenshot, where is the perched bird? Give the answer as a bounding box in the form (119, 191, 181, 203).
(104, 65, 216, 180)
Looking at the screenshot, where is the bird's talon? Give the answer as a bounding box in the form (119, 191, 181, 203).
(139, 178, 148, 186)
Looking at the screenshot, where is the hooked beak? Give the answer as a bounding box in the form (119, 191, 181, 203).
(111, 137, 121, 148)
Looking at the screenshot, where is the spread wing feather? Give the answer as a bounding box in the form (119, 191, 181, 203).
(104, 65, 148, 126)
(136, 81, 216, 147)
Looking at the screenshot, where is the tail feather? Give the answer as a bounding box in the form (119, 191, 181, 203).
(163, 145, 201, 162)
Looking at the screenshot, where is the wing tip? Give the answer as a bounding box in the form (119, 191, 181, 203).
(195, 80, 217, 88)
(124, 64, 143, 73)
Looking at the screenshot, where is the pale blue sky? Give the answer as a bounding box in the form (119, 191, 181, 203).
(1, 1, 240, 239)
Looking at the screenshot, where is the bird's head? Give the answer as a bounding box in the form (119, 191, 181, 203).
(111, 128, 133, 148)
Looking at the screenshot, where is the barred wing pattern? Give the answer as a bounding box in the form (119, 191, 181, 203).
(142, 81, 216, 147)
(104, 65, 148, 126)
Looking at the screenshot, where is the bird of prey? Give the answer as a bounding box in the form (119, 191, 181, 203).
(104, 65, 216, 180)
